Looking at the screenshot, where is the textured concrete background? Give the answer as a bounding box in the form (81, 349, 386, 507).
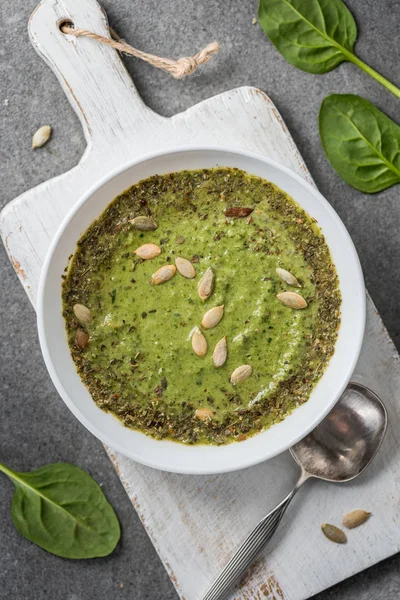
(1, 0, 399, 598)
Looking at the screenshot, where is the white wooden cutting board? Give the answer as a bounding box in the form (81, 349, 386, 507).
(2, 1, 400, 598)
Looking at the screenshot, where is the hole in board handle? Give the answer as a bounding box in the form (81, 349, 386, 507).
(58, 19, 75, 33)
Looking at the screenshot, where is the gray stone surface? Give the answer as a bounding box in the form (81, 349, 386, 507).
(0, 0, 399, 598)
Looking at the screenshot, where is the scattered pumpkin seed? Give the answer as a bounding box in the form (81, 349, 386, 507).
(201, 305, 224, 329)
(321, 523, 347, 544)
(134, 243, 161, 260)
(32, 125, 51, 149)
(175, 257, 196, 279)
(230, 364, 252, 384)
(198, 267, 215, 301)
(73, 303, 92, 326)
(213, 336, 228, 367)
(276, 267, 301, 287)
(151, 264, 176, 285)
(194, 408, 213, 421)
(342, 510, 371, 529)
(75, 329, 89, 349)
(192, 326, 207, 357)
(130, 216, 158, 231)
(276, 291, 307, 309)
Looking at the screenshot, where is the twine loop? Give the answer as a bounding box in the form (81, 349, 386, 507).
(61, 25, 220, 79)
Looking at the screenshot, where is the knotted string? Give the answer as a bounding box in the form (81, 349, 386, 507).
(61, 24, 220, 79)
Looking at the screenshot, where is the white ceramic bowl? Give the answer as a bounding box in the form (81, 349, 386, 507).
(37, 147, 365, 474)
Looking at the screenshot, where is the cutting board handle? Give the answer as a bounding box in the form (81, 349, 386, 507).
(29, 0, 163, 149)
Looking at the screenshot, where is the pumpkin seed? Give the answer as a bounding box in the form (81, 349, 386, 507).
(175, 257, 196, 279)
(75, 329, 89, 349)
(230, 364, 252, 384)
(276, 267, 301, 287)
(151, 264, 176, 285)
(276, 291, 307, 309)
(73, 303, 92, 326)
(201, 305, 224, 329)
(134, 243, 161, 260)
(342, 510, 371, 529)
(198, 267, 215, 301)
(194, 408, 213, 421)
(213, 336, 227, 367)
(131, 216, 158, 231)
(192, 326, 207, 357)
(321, 523, 347, 544)
(32, 125, 51, 149)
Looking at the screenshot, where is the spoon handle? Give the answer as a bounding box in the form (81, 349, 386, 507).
(203, 474, 307, 600)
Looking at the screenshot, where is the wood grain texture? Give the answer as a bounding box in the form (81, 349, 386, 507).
(1, 0, 400, 599)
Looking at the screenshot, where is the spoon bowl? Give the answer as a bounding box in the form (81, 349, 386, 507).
(290, 382, 387, 482)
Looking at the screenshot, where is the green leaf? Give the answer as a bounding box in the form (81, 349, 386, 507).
(319, 94, 400, 193)
(0, 461, 120, 558)
(258, 0, 357, 74)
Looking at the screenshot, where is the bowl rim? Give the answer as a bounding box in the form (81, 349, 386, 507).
(37, 145, 366, 474)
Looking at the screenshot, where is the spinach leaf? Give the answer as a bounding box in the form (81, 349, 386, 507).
(0, 461, 120, 558)
(319, 94, 400, 192)
(258, 0, 400, 98)
(258, 0, 357, 74)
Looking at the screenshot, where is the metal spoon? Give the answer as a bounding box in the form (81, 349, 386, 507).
(203, 382, 387, 600)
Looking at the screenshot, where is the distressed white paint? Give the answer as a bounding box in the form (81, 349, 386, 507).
(1, 0, 400, 599)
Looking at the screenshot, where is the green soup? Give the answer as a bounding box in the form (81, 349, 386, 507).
(62, 168, 340, 445)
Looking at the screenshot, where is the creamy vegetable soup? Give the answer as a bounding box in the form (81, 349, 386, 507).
(62, 168, 341, 445)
